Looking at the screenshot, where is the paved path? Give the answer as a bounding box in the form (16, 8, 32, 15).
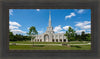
(10, 43, 62, 46)
(9, 43, 91, 46)
(69, 43, 91, 45)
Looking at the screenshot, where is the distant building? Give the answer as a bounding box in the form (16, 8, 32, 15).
(31, 11, 68, 42)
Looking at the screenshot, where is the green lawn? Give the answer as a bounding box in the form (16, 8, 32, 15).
(9, 41, 91, 50)
(9, 45, 91, 50)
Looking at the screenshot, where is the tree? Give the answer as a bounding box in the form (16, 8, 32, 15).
(9, 29, 32, 41)
(9, 31, 15, 41)
(64, 27, 76, 41)
(81, 31, 86, 41)
(85, 34, 91, 41)
(80, 31, 91, 41)
(23, 36, 31, 41)
(27, 26, 38, 44)
(75, 34, 81, 41)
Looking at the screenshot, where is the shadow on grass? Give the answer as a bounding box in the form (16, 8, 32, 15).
(71, 45, 81, 48)
(32, 45, 45, 47)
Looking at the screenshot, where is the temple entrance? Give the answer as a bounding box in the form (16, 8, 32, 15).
(44, 34, 49, 42)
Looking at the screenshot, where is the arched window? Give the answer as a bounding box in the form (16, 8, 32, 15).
(64, 39, 66, 42)
(56, 39, 58, 42)
(38, 39, 39, 42)
(60, 39, 62, 42)
(40, 39, 42, 42)
(52, 39, 54, 42)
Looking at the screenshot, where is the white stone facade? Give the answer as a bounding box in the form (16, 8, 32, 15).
(31, 12, 68, 42)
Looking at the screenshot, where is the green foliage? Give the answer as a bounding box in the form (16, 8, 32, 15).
(9, 31, 15, 41)
(27, 26, 38, 42)
(27, 26, 38, 35)
(9, 31, 31, 41)
(81, 31, 86, 41)
(84, 34, 91, 41)
(64, 27, 76, 41)
(13, 35, 31, 41)
(64, 27, 91, 41)
(75, 34, 82, 41)
(9, 26, 38, 41)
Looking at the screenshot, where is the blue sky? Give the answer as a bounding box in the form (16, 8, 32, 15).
(9, 9, 91, 35)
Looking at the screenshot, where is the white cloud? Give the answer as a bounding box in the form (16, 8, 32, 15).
(11, 29, 26, 35)
(63, 26, 70, 30)
(75, 21, 91, 34)
(36, 9, 40, 11)
(27, 27, 30, 30)
(82, 25, 91, 29)
(37, 28, 44, 34)
(87, 30, 91, 32)
(53, 25, 62, 33)
(75, 30, 85, 35)
(86, 30, 91, 34)
(9, 9, 13, 15)
(9, 26, 18, 30)
(85, 31, 91, 34)
(9, 21, 21, 27)
(65, 12, 76, 20)
(58, 31, 65, 33)
(38, 31, 43, 34)
(75, 28, 78, 30)
(76, 29, 91, 35)
(75, 21, 91, 30)
(53, 25, 67, 33)
(9, 21, 26, 35)
(77, 9, 84, 14)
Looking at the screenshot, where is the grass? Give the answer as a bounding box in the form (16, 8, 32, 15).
(67, 41, 90, 44)
(9, 41, 91, 44)
(9, 45, 91, 50)
(9, 41, 91, 50)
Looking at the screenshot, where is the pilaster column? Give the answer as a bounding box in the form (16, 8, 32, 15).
(54, 35, 56, 42)
(66, 39, 68, 42)
(58, 34, 60, 42)
(31, 38, 32, 42)
(39, 39, 40, 42)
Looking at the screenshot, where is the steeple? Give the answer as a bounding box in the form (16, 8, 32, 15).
(46, 11, 54, 33)
(49, 11, 51, 27)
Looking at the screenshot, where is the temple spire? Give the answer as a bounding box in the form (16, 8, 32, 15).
(49, 11, 51, 27)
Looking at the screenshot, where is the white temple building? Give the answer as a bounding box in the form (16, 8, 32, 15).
(31, 12, 68, 42)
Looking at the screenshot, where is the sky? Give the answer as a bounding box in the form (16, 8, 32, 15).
(9, 9, 91, 35)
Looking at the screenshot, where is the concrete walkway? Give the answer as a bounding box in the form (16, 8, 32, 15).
(9, 43, 62, 46)
(9, 43, 91, 46)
